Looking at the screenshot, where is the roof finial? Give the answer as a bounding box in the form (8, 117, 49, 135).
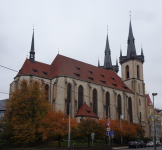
(33, 25, 34, 31)
(129, 11, 131, 19)
(58, 48, 59, 54)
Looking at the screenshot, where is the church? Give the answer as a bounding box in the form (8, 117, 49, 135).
(9, 19, 149, 137)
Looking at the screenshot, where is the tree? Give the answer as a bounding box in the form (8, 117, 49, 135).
(122, 121, 137, 140)
(2, 79, 52, 145)
(133, 123, 145, 139)
(38, 110, 77, 147)
(77, 118, 99, 146)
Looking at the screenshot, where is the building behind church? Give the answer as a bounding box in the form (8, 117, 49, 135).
(9, 19, 150, 137)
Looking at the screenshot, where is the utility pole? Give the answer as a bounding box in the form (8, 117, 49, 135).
(68, 103, 71, 149)
(120, 115, 123, 145)
(152, 93, 157, 150)
(108, 106, 110, 146)
(107, 103, 117, 147)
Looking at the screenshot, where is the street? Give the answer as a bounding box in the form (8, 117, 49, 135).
(112, 146, 162, 150)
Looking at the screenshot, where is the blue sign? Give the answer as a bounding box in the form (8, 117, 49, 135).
(106, 131, 111, 136)
(111, 131, 114, 135)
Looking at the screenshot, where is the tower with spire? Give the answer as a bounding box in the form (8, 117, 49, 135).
(119, 20, 144, 64)
(98, 29, 119, 73)
(29, 29, 35, 63)
(119, 16, 145, 97)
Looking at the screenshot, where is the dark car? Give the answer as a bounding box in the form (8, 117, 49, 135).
(128, 141, 140, 148)
(136, 140, 146, 148)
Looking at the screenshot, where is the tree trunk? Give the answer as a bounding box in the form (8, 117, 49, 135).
(88, 136, 90, 146)
(58, 138, 61, 147)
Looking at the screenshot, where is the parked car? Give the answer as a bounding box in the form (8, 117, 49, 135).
(136, 140, 146, 148)
(146, 141, 154, 147)
(128, 141, 140, 148)
(156, 140, 161, 146)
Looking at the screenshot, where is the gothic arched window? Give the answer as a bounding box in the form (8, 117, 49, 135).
(126, 65, 129, 79)
(118, 95, 121, 119)
(78, 85, 83, 110)
(106, 92, 110, 117)
(128, 97, 133, 123)
(67, 83, 71, 115)
(137, 65, 139, 78)
(140, 112, 142, 124)
(45, 84, 49, 101)
(93, 89, 97, 115)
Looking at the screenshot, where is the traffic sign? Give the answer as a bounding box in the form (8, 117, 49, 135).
(106, 131, 111, 136)
(106, 122, 110, 127)
(111, 134, 114, 138)
(111, 131, 114, 135)
(91, 133, 95, 136)
(107, 127, 110, 131)
(91, 132, 95, 139)
(111, 131, 114, 138)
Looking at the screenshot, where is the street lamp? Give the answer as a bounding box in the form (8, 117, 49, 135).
(108, 103, 117, 147)
(152, 93, 157, 150)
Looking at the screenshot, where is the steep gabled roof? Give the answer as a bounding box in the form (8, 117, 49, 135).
(16, 59, 52, 79)
(17, 54, 131, 92)
(51, 54, 131, 92)
(75, 103, 98, 118)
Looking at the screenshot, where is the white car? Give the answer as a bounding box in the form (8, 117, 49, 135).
(146, 141, 154, 147)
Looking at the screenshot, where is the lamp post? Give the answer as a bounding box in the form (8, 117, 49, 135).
(152, 93, 157, 150)
(120, 115, 123, 145)
(108, 103, 117, 147)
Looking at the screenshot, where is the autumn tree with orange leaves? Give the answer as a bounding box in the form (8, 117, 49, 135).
(77, 118, 101, 146)
(38, 110, 77, 147)
(1, 80, 53, 145)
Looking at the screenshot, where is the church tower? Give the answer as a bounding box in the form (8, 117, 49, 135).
(119, 19, 145, 94)
(98, 30, 119, 73)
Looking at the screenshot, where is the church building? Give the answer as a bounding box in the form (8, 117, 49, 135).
(9, 19, 149, 137)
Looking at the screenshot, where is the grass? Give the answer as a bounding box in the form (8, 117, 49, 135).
(0, 140, 107, 150)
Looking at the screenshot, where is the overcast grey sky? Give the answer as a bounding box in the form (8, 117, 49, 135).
(0, 0, 161, 108)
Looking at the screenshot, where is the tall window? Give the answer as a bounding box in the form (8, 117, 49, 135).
(117, 95, 121, 119)
(140, 112, 142, 124)
(78, 85, 83, 110)
(67, 83, 71, 115)
(139, 99, 141, 106)
(128, 97, 133, 123)
(126, 65, 129, 79)
(45, 84, 49, 101)
(106, 92, 110, 117)
(93, 89, 97, 115)
(137, 65, 139, 78)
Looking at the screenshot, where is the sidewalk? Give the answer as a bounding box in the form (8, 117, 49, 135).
(112, 146, 128, 149)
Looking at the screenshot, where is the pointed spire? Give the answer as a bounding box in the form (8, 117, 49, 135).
(116, 57, 118, 66)
(29, 28, 35, 63)
(104, 27, 112, 69)
(98, 56, 100, 67)
(120, 45, 122, 57)
(127, 18, 136, 58)
(141, 44, 144, 56)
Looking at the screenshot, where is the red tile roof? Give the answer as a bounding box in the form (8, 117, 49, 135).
(16, 54, 131, 92)
(16, 59, 52, 78)
(146, 94, 152, 106)
(75, 103, 98, 118)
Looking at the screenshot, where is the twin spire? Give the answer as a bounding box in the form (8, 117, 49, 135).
(98, 28, 119, 73)
(119, 19, 144, 64)
(29, 29, 35, 63)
